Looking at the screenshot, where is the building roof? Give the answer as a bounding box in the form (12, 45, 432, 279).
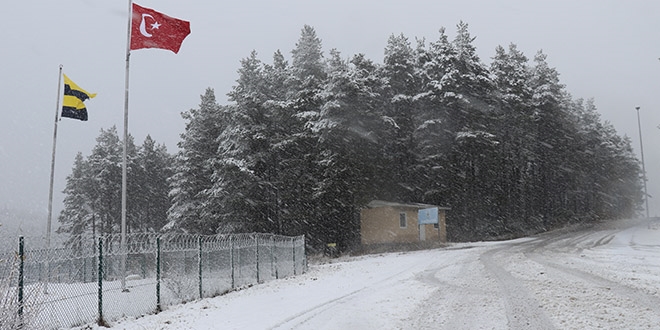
(364, 200, 451, 210)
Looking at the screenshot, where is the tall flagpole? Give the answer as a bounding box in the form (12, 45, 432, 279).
(121, 0, 133, 292)
(46, 64, 64, 294)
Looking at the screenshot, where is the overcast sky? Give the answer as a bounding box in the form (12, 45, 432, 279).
(2, 0, 659, 232)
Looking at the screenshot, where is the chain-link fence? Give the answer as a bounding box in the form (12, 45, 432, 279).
(0, 233, 306, 329)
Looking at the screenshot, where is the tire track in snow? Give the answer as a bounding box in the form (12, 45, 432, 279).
(413, 251, 508, 330)
(480, 246, 556, 330)
(267, 254, 439, 330)
(266, 284, 366, 330)
(508, 219, 660, 327)
(533, 257, 660, 314)
(521, 230, 660, 316)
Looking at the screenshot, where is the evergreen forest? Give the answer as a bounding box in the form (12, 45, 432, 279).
(58, 23, 644, 251)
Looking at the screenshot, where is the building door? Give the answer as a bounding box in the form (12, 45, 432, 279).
(419, 224, 426, 241)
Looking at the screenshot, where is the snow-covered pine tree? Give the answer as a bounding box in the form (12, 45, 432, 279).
(380, 33, 421, 202)
(597, 130, 644, 218)
(290, 25, 326, 93)
(133, 135, 173, 232)
(57, 153, 93, 246)
(275, 25, 327, 239)
(260, 50, 291, 234)
(216, 50, 275, 233)
(309, 50, 386, 249)
(87, 126, 128, 235)
(529, 50, 573, 229)
(412, 27, 455, 206)
(167, 88, 227, 234)
(58, 126, 140, 238)
(412, 23, 498, 239)
(489, 43, 536, 234)
(570, 99, 643, 219)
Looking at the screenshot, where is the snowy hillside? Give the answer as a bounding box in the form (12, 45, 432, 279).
(74, 217, 660, 330)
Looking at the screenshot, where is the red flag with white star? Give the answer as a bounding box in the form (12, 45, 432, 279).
(130, 3, 190, 54)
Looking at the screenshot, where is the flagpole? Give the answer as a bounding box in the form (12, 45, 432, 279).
(120, 0, 134, 292)
(46, 64, 64, 294)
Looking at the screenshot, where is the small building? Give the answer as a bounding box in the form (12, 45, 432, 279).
(360, 200, 449, 246)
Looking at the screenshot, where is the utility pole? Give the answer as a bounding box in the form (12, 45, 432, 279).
(635, 106, 649, 218)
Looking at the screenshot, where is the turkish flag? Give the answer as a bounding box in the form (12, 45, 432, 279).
(130, 3, 190, 54)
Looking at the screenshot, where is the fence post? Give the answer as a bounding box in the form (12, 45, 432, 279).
(18, 236, 24, 328)
(302, 235, 306, 273)
(97, 237, 106, 326)
(255, 235, 260, 283)
(271, 235, 277, 279)
(292, 237, 296, 276)
(198, 236, 203, 299)
(230, 236, 235, 289)
(156, 236, 161, 313)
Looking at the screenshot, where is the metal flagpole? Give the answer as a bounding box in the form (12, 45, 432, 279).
(46, 64, 64, 294)
(120, 0, 134, 292)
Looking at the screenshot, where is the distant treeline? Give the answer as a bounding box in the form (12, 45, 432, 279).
(58, 23, 643, 250)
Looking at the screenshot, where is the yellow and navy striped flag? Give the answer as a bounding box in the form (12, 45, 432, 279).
(62, 74, 96, 121)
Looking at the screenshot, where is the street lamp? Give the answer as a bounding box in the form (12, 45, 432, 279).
(635, 106, 649, 218)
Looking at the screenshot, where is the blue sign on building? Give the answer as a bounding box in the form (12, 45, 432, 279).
(418, 207, 438, 225)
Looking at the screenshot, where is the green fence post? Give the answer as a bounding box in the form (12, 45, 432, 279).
(97, 237, 106, 326)
(255, 235, 260, 283)
(18, 236, 24, 328)
(292, 237, 296, 276)
(156, 236, 161, 313)
(272, 235, 277, 280)
(230, 236, 235, 289)
(198, 236, 203, 299)
(302, 235, 306, 273)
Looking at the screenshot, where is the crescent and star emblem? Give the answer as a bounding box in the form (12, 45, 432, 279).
(139, 13, 161, 38)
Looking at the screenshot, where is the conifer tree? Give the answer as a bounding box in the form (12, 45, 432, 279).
(310, 50, 386, 248)
(489, 43, 535, 233)
(413, 27, 455, 205)
(57, 153, 93, 242)
(277, 25, 327, 238)
(58, 126, 152, 239)
(134, 136, 173, 232)
(167, 89, 227, 234)
(380, 34, 421, 202)
(529, 50, 572, 228)
(217, 50, 275, 233)
(85, 126, 126, 235)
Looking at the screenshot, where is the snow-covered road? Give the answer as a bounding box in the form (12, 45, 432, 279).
(86, 218, 660, 330)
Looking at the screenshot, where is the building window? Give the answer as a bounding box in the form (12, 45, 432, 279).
(399, 212, 407, 228)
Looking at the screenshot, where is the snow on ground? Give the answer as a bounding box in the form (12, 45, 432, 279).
(73, 218, 660, 330)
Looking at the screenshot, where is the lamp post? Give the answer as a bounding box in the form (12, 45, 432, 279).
(635, 106, 649, 218)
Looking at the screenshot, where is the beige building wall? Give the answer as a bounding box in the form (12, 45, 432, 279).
(436, 209, 447, 242)
(360, 205, 447, 245)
